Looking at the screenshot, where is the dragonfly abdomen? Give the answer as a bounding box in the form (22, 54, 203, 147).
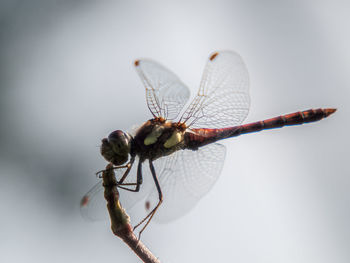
(239, 108, 336, 134)
(185, 108, 336, 149)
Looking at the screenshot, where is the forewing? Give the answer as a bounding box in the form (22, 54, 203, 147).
(135, 59, 190, 120)
(144, 143, 226, 223)
(180, 51, 250, 128)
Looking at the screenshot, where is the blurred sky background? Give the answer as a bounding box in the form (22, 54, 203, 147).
(0, 1, 349, 262)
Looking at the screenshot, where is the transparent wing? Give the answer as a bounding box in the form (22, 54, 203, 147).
(135, 59, 190, 120)
(180, 51, 250, 128)
(145, 143, 226, 223)
(80, 156, 154, 221)
(80, 180, 107, 221)
(81, 144, 226, 223)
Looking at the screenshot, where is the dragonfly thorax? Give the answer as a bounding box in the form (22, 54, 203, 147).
(132, 119, 187, 161)
(100, 130, 132, 165)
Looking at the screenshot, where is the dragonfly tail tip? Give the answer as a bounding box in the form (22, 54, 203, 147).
(324, 108, 337, 117)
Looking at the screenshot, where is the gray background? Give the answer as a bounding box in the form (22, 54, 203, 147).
(0, 1, 348, 262)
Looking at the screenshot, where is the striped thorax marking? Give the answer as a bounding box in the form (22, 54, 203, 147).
(164, 130, 184, 148)
(144, 125, 165, 145)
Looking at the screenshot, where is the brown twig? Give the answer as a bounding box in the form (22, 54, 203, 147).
(102, 163, 161, 263)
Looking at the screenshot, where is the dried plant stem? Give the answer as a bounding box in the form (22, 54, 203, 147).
(102, 164, 161, 263)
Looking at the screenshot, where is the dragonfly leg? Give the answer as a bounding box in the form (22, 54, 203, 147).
(117, 160, 143, 192)
(117, 156, 135, 184)
(133, 160, 163, 238)
(96, 156, 135, 179)
(96, 165, 129, 178)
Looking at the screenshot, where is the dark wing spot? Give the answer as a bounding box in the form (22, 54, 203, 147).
(145, 201, 150, 211)
(209, 52, 219, 61)
(80, 196, 89, 207)
(134, 60, 140, 66)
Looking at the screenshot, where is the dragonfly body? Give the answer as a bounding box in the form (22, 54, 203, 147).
(81, 51, 336, 236)
(131, 107, 336, 157)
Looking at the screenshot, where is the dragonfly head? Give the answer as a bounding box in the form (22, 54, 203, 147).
(100, 130, 132, 165)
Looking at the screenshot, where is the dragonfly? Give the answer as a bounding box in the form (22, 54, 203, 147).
(81, 51, 336, 235)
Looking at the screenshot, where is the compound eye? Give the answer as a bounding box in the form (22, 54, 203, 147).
(108, 130, 125, 142)
(107, 130, 130, 154)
